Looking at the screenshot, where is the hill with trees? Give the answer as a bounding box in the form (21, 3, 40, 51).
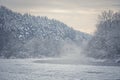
(0, 6, 91, 58)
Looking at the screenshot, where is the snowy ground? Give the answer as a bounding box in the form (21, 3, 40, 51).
(0, 59, 120, 80)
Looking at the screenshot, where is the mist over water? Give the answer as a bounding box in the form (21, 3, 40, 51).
(33, 39, 93, 65)
(59, 39, 91, 63)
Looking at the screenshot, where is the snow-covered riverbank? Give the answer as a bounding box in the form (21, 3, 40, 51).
(0, 59, 120, 80)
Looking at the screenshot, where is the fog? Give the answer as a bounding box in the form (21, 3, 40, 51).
(32, 38, 94, 65)
(0, 6, 120, 66)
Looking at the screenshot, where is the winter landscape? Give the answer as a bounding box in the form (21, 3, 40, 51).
(0, 0, 120, 80)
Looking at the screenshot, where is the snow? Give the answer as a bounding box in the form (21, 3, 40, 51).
(0, 59, 120, 80)
(0, 6, 91, 58)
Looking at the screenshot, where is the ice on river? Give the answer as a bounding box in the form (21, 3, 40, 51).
(0, 59, 120, 80)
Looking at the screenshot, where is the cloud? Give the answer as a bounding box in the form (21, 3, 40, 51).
(1, 0, 120, 9)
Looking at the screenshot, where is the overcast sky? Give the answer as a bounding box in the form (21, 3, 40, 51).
(0, 0, 120, 34)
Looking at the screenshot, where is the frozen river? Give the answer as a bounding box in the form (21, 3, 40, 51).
(0, 59, 120, 80)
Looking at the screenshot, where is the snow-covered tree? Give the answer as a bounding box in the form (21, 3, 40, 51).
(0, 6, 91, 58)
(85, 10, 120, 59)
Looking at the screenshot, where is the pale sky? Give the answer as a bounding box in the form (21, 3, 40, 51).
(0, 0, 120, 34)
